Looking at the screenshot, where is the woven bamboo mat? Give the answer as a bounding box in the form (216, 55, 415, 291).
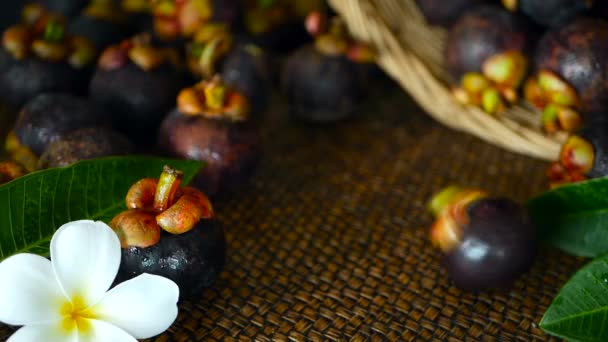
(0, 84, 584, 341)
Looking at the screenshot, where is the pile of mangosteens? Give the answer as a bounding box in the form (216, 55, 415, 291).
(0, 0, 388, 297)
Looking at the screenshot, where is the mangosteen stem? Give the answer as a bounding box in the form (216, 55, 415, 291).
(154, 165, 183, 212)
(204, 76, 227, 110)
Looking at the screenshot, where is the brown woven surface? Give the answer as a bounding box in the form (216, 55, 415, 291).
(0, 85, 584, 341)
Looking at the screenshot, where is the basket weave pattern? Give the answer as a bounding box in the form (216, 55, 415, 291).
(329, 0, 564, 161)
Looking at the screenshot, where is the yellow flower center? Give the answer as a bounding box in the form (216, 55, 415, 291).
(59, 295, 98, 334)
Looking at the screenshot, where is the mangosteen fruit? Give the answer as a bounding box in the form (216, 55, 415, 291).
(150, 0, 241, 41)
(38, 126, 134, 168)
(7, 93, 108, 171)
(221, 43, 272, 115)
(428, 186, 538, 291)
(90, 34, 187, 145)
(0, 5, 97, 110)
(111, 166, 224, 297)
(415, 0, 488, 27)
(445, 5, 534, 114)
(282, 13, 376, 123)
(503, 0, 593, 28)
(0, 160, 27, 185)
(525, 18, 608, 133)
(68, 0, 132, 50)
(158, 76, 261, 197)
(547, 119, 608, 187)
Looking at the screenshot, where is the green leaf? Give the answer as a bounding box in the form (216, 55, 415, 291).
(541, 255, 608, 341)
(0, 156, 204, 261)
(526, 176, 608, 257)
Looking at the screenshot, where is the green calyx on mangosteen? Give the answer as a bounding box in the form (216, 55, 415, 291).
(158, 76, 261, 196)
(90, 33, 186, 145)
(429, 186, 538, 291)
(38, 126, 134, 169)
(415, 0, 488, 28)
(7, 93, 109, 171)
(282, 12, 375, 123)
(547, 120, 608, 187)
(445, 5, 533, 115)
(526, 18, 608, 133)
(186, 22, 233, 78)
(503, 0, 593, 28)
(0, 4, 97, 109)
(111, 165, 224, 297)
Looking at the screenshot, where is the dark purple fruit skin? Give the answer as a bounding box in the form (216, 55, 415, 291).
(68, 15, 131, 50)
(221, 43, 272, 115)
(445, 5, 532, 81)
(443, 197, 537, 292)
(0, 49, 91, 111)
(519, 0, 591, 28)
(282, 45, 363, 123)
(415, 0, 488, 28)
(39, 0, 88, 18)
(90, 63, 186, 145)
(210, 0, 242, 27)
(534, 18, 608, 114)
(38, 126, 134, 168)
(117, 219, 226, 298)
(14, 93, 109, 156)
(158, 110, 261, 197)
(246, 21, 311, 54)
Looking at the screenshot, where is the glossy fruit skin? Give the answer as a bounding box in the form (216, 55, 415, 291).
(415, 0, 488, 27)
(0, 49, 91, 111)
(282, 45, 363, 123)
(221, 42, 272, 115)
(443, 197, 537, 291)
(158, 110, 261, 197)
(117, 219, 226, 298)
(38, 126, 134, 168)
(68, 15, 131, 50)
(534, 18, 608, 114)
(90, 63, 186, 145)
(13, 93, 108, 156)
(519, 0, 591, 28)
(445, 5, 533, 82)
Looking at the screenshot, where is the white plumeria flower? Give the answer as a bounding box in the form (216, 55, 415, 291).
(0, 220, 180, 342)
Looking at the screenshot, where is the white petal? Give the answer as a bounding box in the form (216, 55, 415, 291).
(50, 220, 121, 306)
(7, 323, 77, 342)
(77, 320, 137, 342)
(0, 254, 65, 325)
(92, 274, 179, 339)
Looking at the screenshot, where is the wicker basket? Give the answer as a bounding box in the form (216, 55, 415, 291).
(329, 0, 564, 161)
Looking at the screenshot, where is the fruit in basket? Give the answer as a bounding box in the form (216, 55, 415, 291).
(526, 18, 608, 133)
(158, 76, 261, 196)
(0, 4, 97, 110)
(38, 127, 134, 168)
(150, 0, 241, 41)
(111, 165, 225, 297)
(415, 0, 488, 28)
(6, 93, 109, 171)
(547, 120, 608, 187)
(502, 0, 593, 28)
(428, 186, 537, 291)
(90, 33, 187, 145)
(282, 12, 376, 123)
(446, 5, 534, 115)
(68, 0, 133, 50)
